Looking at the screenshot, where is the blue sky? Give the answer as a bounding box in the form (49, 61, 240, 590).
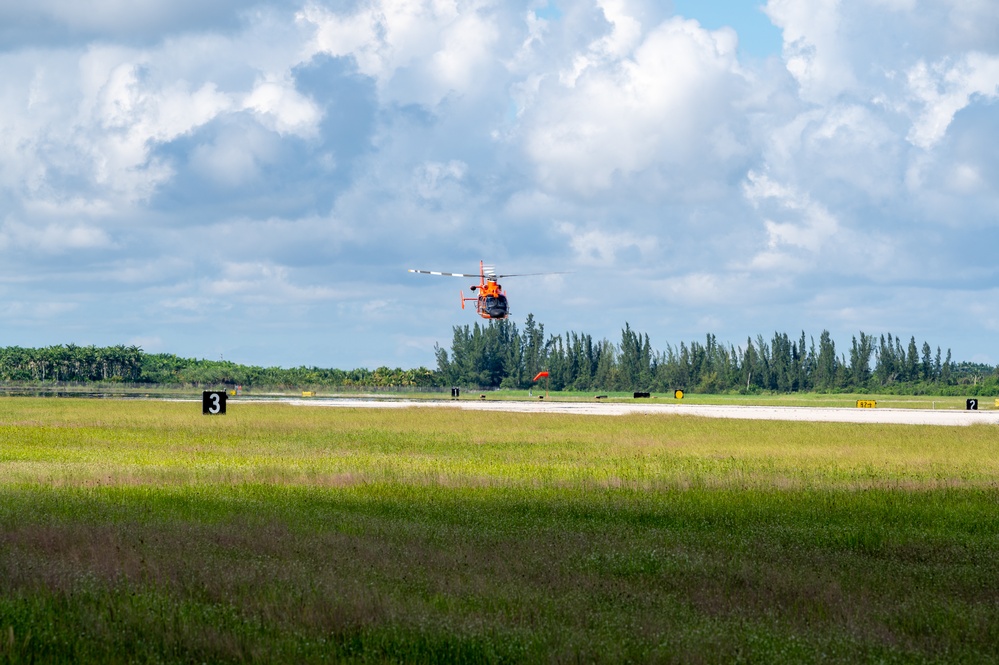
(1, 0, 998, 369)
(674, 0, 781, 57)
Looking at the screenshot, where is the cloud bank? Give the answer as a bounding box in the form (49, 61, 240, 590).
(0, 0, 997, 367)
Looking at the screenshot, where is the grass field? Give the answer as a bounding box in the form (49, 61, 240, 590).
(1, 398, 998, 663)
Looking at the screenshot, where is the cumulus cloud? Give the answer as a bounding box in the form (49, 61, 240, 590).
(298, 0, 501, 106)
(243, 77, 322, 137)
(742, 171, 838, 271)
(765, 0, 855, 101)
(524, 15, 744, 193)
(905, 53, 999, 149)
(0, 44, 233, 208)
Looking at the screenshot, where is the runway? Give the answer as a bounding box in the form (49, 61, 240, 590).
(277, 397, 999, 427)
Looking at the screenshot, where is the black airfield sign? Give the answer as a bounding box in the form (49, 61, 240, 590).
(202, 390, 227, 415)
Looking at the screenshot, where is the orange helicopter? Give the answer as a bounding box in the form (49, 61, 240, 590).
(409, 261, 564, 320)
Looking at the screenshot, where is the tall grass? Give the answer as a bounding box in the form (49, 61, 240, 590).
(1, 399, 998, 663)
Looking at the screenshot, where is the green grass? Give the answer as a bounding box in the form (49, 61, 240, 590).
(1, 399, 998, 663)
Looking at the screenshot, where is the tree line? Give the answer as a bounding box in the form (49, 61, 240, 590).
(0, 345, 435, 389)
(0, 344, 145, 382)
(0, 320, 995, 395)
(434, 316, 999, 395)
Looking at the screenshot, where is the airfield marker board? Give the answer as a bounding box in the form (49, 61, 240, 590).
(202, 390, 227, 415)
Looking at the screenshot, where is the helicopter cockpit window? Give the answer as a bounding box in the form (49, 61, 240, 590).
(484, 295, 508, 318)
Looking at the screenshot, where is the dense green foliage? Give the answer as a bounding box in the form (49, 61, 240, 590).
(436, 316, 999, 394)
(0, 316, 996, 393)
(0, 344, 145, 382)
(2, 400, 998, 663)
(139, 354, 437, 389)
(0, 345, 436, 389)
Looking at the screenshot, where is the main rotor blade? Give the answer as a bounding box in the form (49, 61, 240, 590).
(494, 271, 572, 278)
(409, 269, 479, 278)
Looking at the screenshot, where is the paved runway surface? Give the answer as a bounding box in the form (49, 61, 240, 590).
(278, 398, 999, 427)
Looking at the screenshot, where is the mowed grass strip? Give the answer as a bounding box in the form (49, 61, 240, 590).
(1, 398, 998, 663)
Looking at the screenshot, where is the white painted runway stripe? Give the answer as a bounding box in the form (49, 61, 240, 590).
(275, 398, 999, 427)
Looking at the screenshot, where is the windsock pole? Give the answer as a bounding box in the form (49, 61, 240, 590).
(532, 371, 550, 398)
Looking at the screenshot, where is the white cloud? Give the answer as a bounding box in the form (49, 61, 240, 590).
(243, 77, 322, 137)
(758, 101, 904, 205)
(0, 44, 236, 208)
(764, 0, 855, 101)
(87, 66, 234, 199)
(431, 11, 500, 91)
(556, 221, 654, 266)
(208, 261, 338, 304)
(743, 171, 840, 270)
(298, 0, 500, 106)
(525, 15, 744, 193)
(905, 53, 999, 149)
(558, 0, 643, 87)
(0, 220, 113, 253)
(656, 272, 749, 307)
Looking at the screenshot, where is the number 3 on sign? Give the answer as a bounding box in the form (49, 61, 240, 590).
(203, 390, 227, 415)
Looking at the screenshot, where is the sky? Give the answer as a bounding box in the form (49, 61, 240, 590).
(1, 0, 998, 370)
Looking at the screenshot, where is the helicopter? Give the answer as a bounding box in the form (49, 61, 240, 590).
(408, 261, 563, 320)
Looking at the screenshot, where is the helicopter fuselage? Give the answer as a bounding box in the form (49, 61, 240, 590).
(468, 279, 509, 319)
